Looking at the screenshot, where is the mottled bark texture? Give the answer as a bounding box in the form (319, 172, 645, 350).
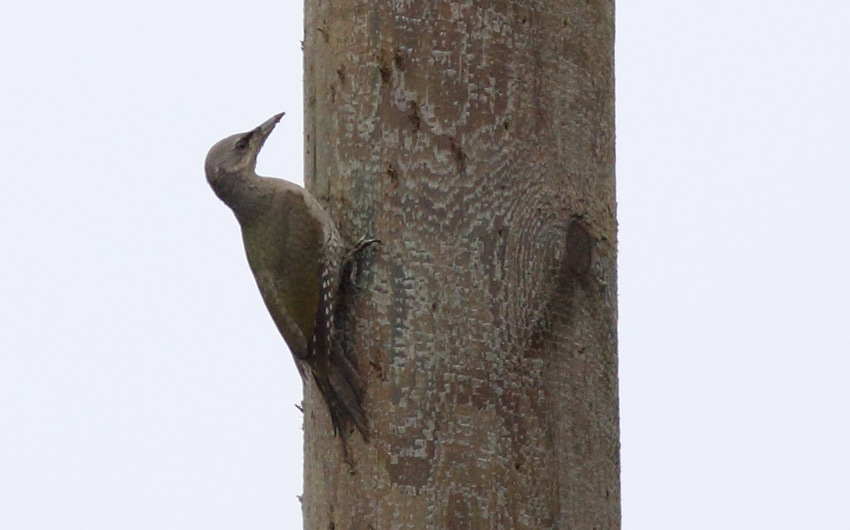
(302, 1, 618, 528)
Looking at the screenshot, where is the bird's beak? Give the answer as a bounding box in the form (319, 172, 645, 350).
(255, 112, 286, 144)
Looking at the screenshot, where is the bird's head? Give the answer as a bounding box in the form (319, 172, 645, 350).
(205, 112, 285, 196)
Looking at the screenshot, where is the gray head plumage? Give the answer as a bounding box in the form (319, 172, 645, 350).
(205, 112, 285, 200)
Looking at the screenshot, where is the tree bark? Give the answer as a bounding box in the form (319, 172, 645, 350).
(303, 1, 618, 528)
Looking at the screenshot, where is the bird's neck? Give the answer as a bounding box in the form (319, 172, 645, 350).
(213, 171, 271, 225)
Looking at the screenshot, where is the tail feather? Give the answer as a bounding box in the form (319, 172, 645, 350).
(307, 236, 379, 445)
(313, 365, 369, 441)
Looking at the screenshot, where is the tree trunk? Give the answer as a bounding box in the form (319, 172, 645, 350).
(302, 1, 618, 528)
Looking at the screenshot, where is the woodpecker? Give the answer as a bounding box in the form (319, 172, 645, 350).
(205, 112, 375, 444)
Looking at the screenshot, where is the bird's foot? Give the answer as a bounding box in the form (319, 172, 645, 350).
(349, 236, 381, 256)
(345, 236, 381, 289)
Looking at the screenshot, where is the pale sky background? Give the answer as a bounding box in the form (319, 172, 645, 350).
(1, 1, 848, 529)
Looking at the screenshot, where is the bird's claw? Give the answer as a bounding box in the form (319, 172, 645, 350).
(350, 236, 381, 256)
(345, 237, 381, 289)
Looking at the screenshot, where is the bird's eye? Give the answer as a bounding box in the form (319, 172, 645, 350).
(235, 135, 250, 150)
